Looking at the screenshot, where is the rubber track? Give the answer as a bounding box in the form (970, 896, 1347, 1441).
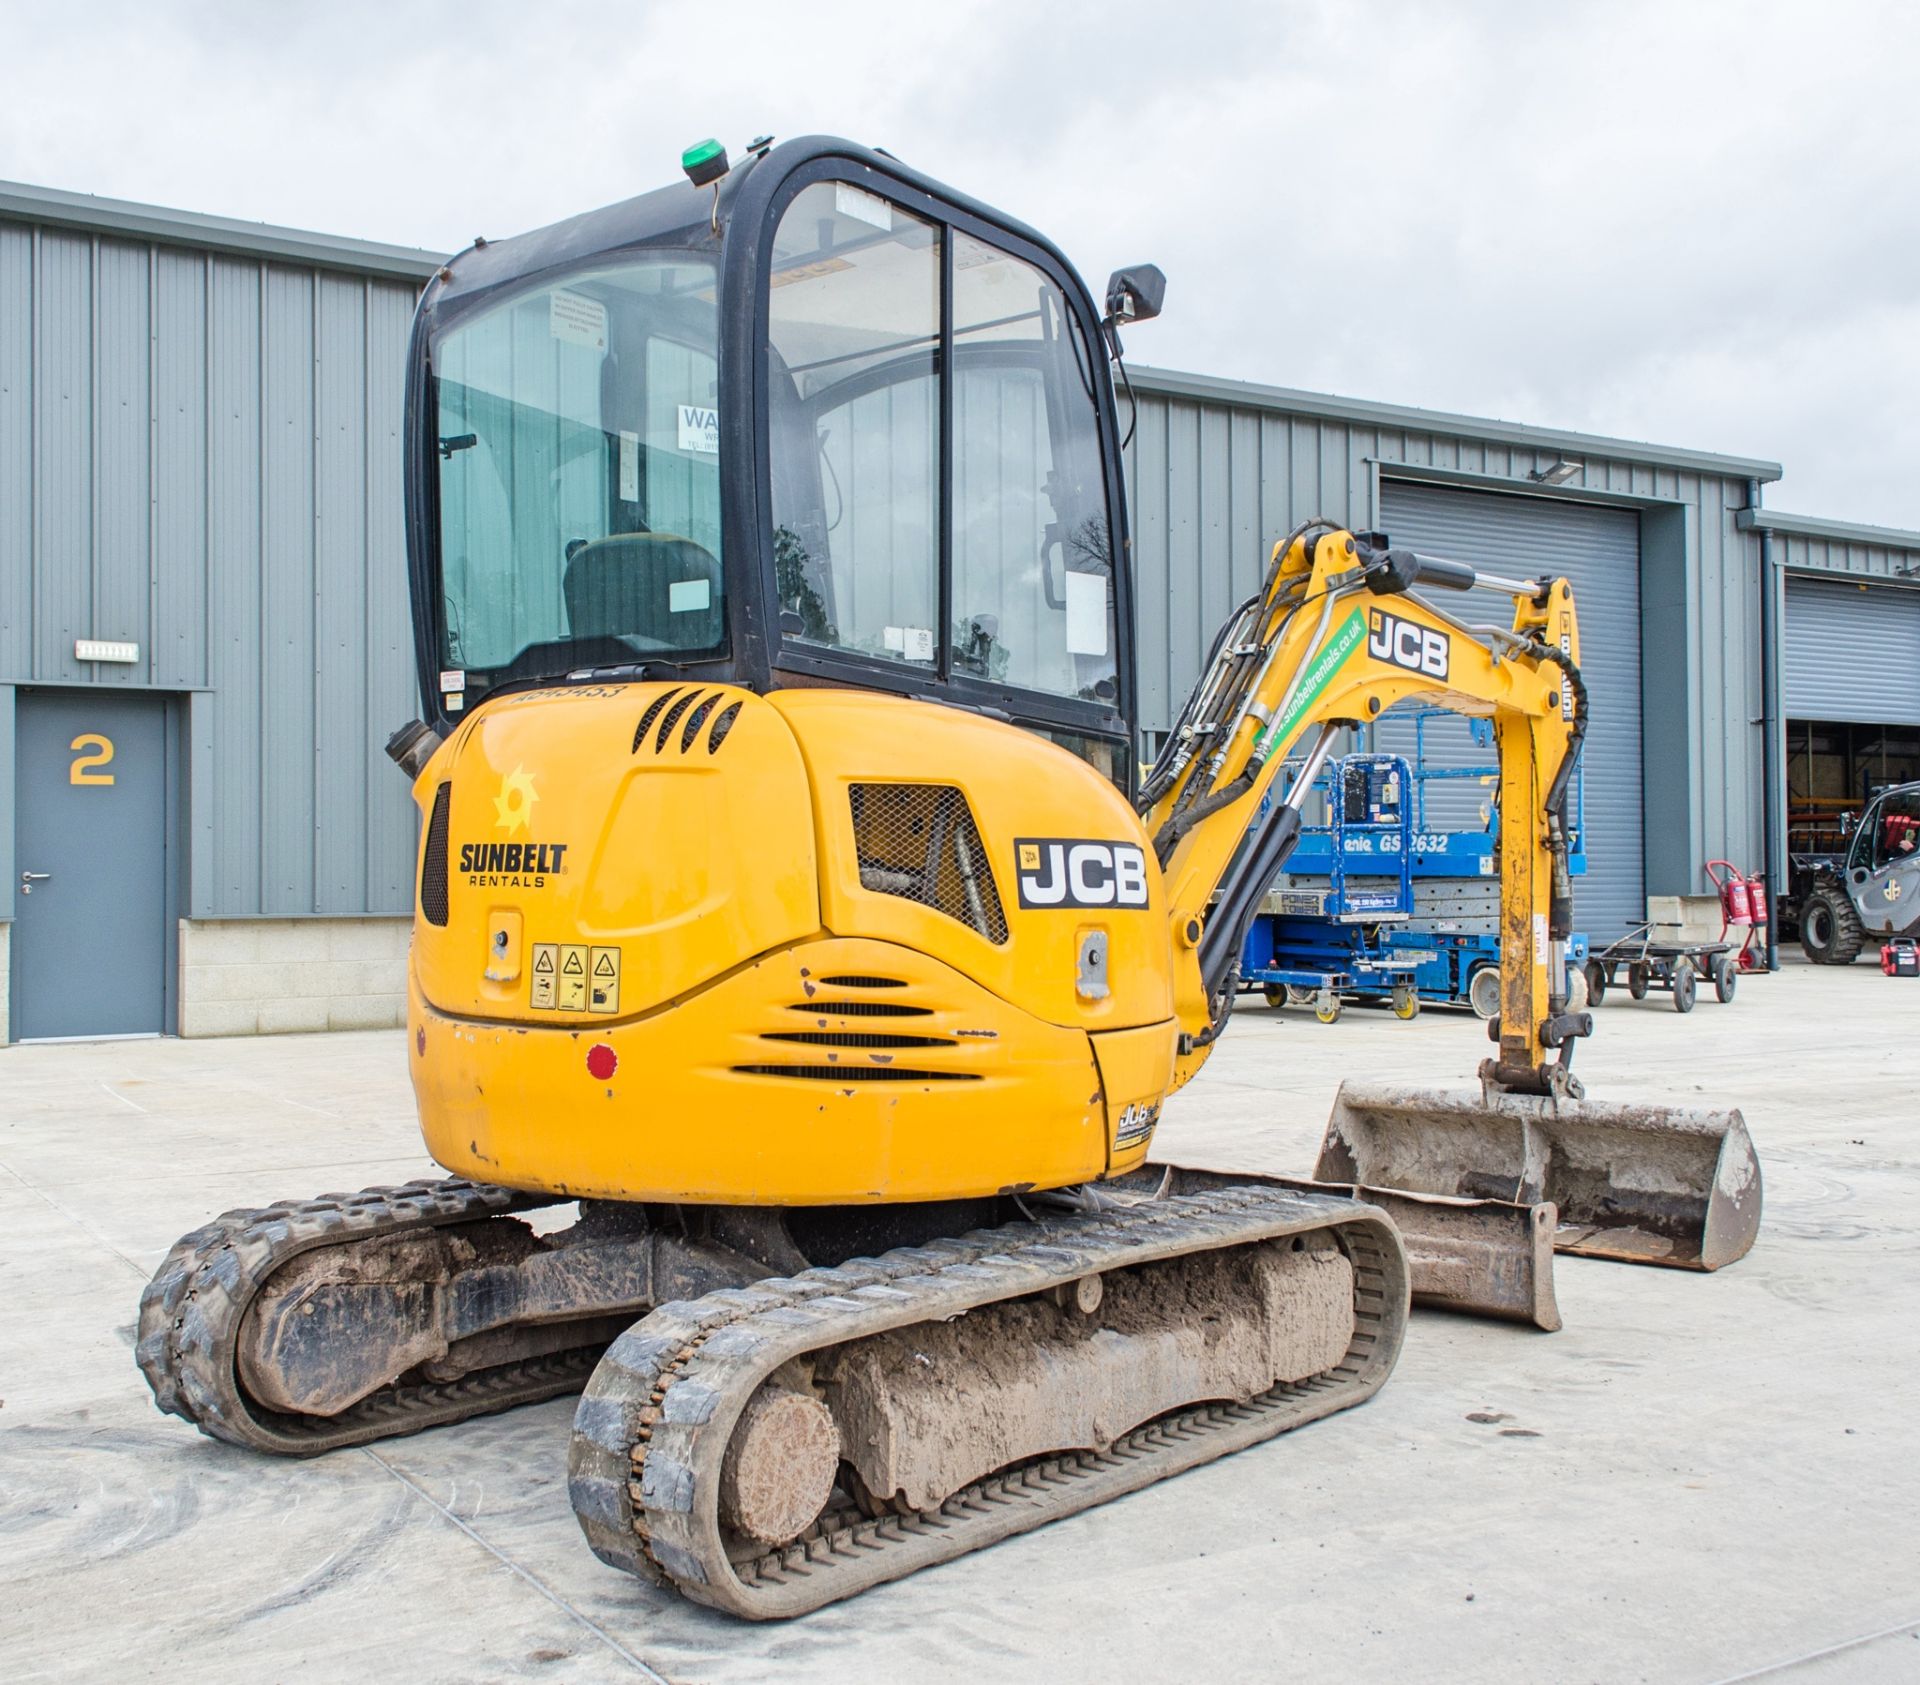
(136, 1177, 602, 1455)
(568, 1181, 1407, 1618)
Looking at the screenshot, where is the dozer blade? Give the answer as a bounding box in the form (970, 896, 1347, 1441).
(1315, 1081, 1762, 1271)
(1130, 1165, 1559, 1330)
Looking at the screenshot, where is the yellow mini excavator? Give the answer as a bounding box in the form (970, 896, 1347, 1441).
(138, 135, 1760, 1618)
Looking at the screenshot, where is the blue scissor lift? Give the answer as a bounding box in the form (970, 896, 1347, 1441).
(1239, 711, 1590, 1022)
(1238, 754, 1424, 1024)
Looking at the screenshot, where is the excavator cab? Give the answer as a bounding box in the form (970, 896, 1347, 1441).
(408, 137, 1136, 791)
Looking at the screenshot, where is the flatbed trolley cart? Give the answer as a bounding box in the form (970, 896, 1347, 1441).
(1586, 892, 1746, 1013)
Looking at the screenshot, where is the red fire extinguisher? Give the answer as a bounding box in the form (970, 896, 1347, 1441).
(1706, 860, 1754, 926)
(1706, 860, 1768, 970)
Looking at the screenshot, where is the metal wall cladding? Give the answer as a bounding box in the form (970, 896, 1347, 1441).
(1121, 372, 1770, 895)
(0, 220, 421, 917)
(1771, 526, 1920, 584)
(1783, 575, 1920, 726)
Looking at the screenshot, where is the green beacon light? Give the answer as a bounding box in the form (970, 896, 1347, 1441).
(681, 139, 729, 188)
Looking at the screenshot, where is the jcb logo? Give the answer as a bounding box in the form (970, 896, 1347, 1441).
(1113, 1099, 1161, 1149)
(1368, 610, 1449, 680)
(1015, 838, 1150, 910)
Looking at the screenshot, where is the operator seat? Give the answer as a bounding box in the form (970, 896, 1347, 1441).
(563, 532, 724, 652)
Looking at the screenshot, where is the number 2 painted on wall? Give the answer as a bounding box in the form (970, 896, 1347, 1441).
(69, 734, 116, 786)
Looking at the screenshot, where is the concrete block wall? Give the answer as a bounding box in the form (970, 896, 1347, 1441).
(177, 918, 410, 1037)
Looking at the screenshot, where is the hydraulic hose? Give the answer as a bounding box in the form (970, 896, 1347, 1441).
(1197, 723, 1341, 1010)
(1151, 568, 1342, 863)
(1527, 641, 1589, 945)
(1532, 643, 1589, 822)
(1144, 518, 1341, 829)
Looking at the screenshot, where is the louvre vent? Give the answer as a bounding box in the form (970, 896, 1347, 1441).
(421, 782, 452, 927)
(680, 692, 723, 751)
(655, 690, 700, 751)
(707, 700, 743, 754)
(784, 1000, 930, 1017)
(847, 784, 1009, 943)
(633, 688, 741, 756)
(732, 1064, 980, 1084)
(632, 688, 683, 753)
(818, 974, 906, 988)
(762, 1030, 954, 1049)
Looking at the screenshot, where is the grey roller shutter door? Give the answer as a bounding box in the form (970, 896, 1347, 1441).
(1783, 575, 1920, 726)
(1375, 481, 1645, 937)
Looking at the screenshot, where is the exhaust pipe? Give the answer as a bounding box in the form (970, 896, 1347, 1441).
(1315, 1082, 1762, 1272)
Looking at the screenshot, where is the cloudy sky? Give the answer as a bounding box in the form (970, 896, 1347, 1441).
(5, 0, 1917, 526)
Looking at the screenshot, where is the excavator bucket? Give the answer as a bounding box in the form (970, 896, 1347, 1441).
(1314, 1081, 1762, 1271)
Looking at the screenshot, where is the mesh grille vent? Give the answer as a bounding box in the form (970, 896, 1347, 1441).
(785, 1000, 930, 1017)
(421, 782, 452, 927)
(633, 688, 683, 754)
(847, 784, 1009, 943)
(680, 692, 723, 751)
(818, 974, 906, 988)
(707, 700, 743, 754)
(656, 690, 700, 751)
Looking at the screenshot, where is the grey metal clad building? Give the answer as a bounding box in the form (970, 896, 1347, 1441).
(1122, 365, 1784, 937)
(1737, 509, 1920, 860)
(3, 179, 1906, 1044)
(0, 181, 439, 1042)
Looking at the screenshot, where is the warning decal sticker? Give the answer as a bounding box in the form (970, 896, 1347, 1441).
(529, 941, 620, 1013)
(531, 943, 557, 1009)
(558, 945, 588, 1011)
(589, 947, 621, 1015)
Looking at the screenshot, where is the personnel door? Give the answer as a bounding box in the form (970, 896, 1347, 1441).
(12, 691, 173, 1039)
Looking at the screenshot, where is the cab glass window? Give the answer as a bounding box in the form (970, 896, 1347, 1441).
(1865, 792, 1920, 869)
(768, 182, 940, 667)
(434, 257, 722, 690)
(952, 234, 1116, 704)
(765, 184, 1117, 708)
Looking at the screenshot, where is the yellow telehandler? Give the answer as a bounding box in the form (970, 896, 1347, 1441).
(137, 135, 1759, 1618)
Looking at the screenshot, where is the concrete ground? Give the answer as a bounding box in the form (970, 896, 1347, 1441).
(3, 959, 1916, 1684)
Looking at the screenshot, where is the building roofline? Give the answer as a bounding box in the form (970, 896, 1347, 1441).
(0, 179, 1798, 485)
(1126, 363, 1785, 484)
(1736, 506, 1920, 554)
(0, 178, 444, 283)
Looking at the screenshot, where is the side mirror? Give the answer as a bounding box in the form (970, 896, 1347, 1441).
(1104, 264, 1166, 327)
(1838, 810, 1857, 836)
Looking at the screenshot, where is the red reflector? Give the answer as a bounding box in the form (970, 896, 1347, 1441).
(587, 1043, 618, 1081)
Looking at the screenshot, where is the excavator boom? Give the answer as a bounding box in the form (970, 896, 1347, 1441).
(1141, 521, 1760, 1286)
